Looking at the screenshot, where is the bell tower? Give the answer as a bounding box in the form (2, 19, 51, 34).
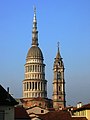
(53, 42, 66, 109)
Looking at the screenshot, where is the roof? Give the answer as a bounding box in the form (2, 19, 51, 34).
(47, 108, 55, 111)
(14, 106, 30, 119)
(63, 106, 77, 111)
(73, 103, 90, 112)
(27, 46, 43, 59)
(15, 107, 88, 120)
(26, 105, 48, 110)
(0, 85, 18, 106)
(39, 110, 71, 120)
(21, 97, 52, 102)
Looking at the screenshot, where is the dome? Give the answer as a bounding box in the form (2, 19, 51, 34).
(27, 46, 43, 59)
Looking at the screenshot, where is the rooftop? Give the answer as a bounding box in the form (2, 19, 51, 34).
(0, 85, 18, 106)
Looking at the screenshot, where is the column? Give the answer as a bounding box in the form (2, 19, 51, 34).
(31, 82, 33, 90)
(41, 82, 42, 91)
(25, 82, 27, 90)
(28, 82, 30, 90)
(37, 82, 38, 90)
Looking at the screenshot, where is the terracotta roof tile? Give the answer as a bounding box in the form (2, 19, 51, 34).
(73, 103, 90, 111)
(14, 106, 30, 119)
(39, 110, 71, 120)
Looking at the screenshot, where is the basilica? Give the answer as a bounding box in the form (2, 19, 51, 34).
(21, 7, 66, 110)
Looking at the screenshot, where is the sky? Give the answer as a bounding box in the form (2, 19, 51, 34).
(0, 0, 90, 106)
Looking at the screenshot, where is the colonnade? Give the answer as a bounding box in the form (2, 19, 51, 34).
(25, 73, 45, 80)
(23, 81, 47, 91)
(23, 91, 46, 98)
(25, 64, 45, 73)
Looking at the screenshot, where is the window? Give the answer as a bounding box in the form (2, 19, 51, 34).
(59, 96, 61, 99)
(40, 66, 41, 72)
(33, 65, 34, 72)
(32, 82, 34, 90)
(41, 110, 44, 113)
(27, 82, 28, 89)
(35, 82, 37, 90)
(35, 65, 37, 72)
(41, 82, 42, 90)
(0, 111, 4, 120)
(29, 65, 32, 72)
(30, 82, 31, 89)
(59, 86, 61, 91)
(39, 103, 41, 106)
(38, 82, 40, 90)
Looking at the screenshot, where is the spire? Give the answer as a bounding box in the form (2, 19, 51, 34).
(56, 42, 61, 59)
(33, 6, 37, 28)
(32, 6, 39, 46)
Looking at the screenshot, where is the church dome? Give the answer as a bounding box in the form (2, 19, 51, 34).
(27, 46, 43, 59)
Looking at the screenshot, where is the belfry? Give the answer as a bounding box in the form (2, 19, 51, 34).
(53, 43, 66, 109)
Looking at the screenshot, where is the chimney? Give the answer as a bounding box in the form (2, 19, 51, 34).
(7, 87, 9, 93)
(77, 102, 83, 108)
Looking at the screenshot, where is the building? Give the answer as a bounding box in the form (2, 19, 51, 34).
(14, 106, 30, 120)
(0, 85, 18, 120)
(22, 7, 52, 108)
(15, 105, 88, 120)
(53, 43, 66, 109)
(26, 106, 49, 115)
(72, 103, 90, 120)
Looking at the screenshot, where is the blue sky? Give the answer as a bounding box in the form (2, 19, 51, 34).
(0, 0, 90, 106)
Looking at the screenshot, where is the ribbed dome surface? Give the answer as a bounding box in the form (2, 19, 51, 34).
(27, 46, 43, 59)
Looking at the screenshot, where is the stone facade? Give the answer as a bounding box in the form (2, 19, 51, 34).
(22, 8, 66, 109)
(23, 8, 47, 100)
(53, 44, 66, 109)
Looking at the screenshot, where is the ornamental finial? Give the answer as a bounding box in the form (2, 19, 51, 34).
(57, 42, 60, 52)
(33, 6, 36, 16)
